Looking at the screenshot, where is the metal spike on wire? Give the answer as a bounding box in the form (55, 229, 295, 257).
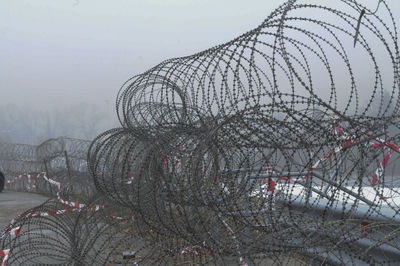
(353, 0, 383, 47)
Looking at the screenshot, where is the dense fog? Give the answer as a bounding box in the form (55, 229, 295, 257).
(1, 0, 400, 143)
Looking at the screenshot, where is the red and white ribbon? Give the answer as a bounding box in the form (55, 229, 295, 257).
(41, 172, 61, 190)
(5, 173, 40, 191)
(3, 226, 21, 237)
(41, 172, 104, 211)
(179, 246, 215, 255)
(219, 215, 248, 266)
(0, 249, 10, 266)
(372, 149, 390, 185)
(361, 130, 400, 153)
(2, 171, 121, 266)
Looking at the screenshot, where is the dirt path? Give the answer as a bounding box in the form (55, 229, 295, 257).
(0, 190, 48, 229)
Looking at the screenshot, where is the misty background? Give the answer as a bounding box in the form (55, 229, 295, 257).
(1, 0, 400, 144)
(1, 0, 282, 144)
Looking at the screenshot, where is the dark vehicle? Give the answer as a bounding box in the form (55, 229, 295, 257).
(0, 170, 4, 192)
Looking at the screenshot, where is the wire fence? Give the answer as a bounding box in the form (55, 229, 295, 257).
(2, 0, 400, 264)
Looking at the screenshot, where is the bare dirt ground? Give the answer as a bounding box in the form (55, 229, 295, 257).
(0, 190, 48, 229)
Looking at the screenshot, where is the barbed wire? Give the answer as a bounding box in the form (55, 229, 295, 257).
(2, 0, 400, 265)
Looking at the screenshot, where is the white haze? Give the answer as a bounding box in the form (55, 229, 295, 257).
(1, 0, 399, 143)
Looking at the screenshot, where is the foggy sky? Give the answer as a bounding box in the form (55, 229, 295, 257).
(1, 0, 400, 111)
(1, 0, 281, 110)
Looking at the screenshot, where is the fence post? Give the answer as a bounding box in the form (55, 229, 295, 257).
(244, 180, 254, 266)
(64, 151, 72, 184)
(44, 160, 53, 194)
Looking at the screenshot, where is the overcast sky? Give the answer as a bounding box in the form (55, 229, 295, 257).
(1, 0, 281, 110)
(1, 0, 400, 112)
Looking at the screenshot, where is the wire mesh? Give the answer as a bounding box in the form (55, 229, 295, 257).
(2, 0, 400, 265)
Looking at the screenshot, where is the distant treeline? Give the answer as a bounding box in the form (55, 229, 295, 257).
(0, 102, 119, 144)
